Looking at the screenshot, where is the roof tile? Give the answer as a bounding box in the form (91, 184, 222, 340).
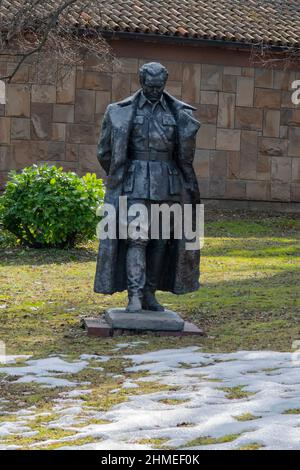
(1, 0, 300, 47)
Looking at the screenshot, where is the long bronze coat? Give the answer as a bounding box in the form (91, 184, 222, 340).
(94, 89, 201, 295)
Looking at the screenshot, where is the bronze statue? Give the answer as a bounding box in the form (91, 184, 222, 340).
(94, 62, 201, 313)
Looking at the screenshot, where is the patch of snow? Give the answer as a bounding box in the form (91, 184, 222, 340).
(0, 355, 31, 365)
(80, 354, 110, 362)
(1, 348, 300, 450)
(122, 381, 139, 390)
(0, 357, 88, 388)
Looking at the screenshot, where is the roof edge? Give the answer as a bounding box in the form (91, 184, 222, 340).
(101, 30, 297, 52)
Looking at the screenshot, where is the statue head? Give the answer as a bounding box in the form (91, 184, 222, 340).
(139, 62, 168, 102)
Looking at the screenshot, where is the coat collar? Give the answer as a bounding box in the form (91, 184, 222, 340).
(116, 89, 197, 111)
(138, 91, 167, 111)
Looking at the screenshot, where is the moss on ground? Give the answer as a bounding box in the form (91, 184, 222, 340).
(282, 408, 300, 414)
(233, 413, 261, 421)
(184, 433, 242, 447)
(135, 437, 169, 449)
(218, 386, 256, 400)
(238, 442, 264, 450)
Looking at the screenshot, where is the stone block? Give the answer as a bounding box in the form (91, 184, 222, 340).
(12, 140, 48, 168)
(291, 183, 300, 201)
(236, 77, 254, 107)
(254, 88, 281, 108)
(216, 129, 240, 151)
(0, 145, 13, 171)
(263, 109, 280, 137)
(6, 63, 29, 83)
(241, 67, 254, 77)
(209, 178, 226, 198)
(182, 63, 201, 103)
(235, 107, 262, 130)
(0, 171, 8, 189)
(201, 64, 223, 91)
(292, 158, 300, 182)
(271, 157, 291, 183)
(200, 91, 218, 105)
(76, 70, 112, 91)
(31, 103, 52, 140)
(6, 84, 30, 117)
(52, 123, 66, 141)
(11, 117, 30, 140)
(66, 123, 98, 144)
(47, 141, 65, 161)
(32, 85, 56, 103)
(66, 143, 79, 162)
(0, 117, 10, 144)
(259, 137, 288, 156)
(217, 93, 235, 128)
(160, 61, 183, 81)
(288, 127, 300, 157)
(246, 181, 269, 200)
(75, 89, 95, 123)
(210, 150, 227, 177)
(222, 75, 237, 93)
(196, 104, 218, 124)
(225, 180, 246, 199)
(271, 182, 290, 201)
(281, 90, 296, 108)
(78, 144, 98, 171)
(130, 73, 140, 94)
(112, 73, 131, 102)
(223, 66, 241, 76)
(227, 151, 240, 179)
(240, 130, 258, 179)
(196, 124, 216, 149)
(165, 81, 182, 99)
(193, 150, 209, 177)
(280, 109, 300, 126)
(280, 125, 288, 139)
(115, 57, 138, 74)
(57, 66, 76, 104)
(53, 104, 74, 123)
(273, 70, 296, 90)
(197, 178, 209, 197)
(257, 154, 271, 181)
(255, 68, 273, 88)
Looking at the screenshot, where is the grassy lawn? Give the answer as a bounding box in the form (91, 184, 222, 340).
(0, 209, 300, 449)
(0, 209, 299, 357)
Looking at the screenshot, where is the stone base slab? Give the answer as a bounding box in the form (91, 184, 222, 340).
(82, 316, 203, 338)
(105, 308, 185, 331)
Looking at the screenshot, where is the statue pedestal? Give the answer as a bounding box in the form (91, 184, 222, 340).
(82, 308, 203, 338)
(105, 308, 184, 331)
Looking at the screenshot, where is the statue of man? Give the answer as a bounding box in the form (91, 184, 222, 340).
(94, 62, 201, 313)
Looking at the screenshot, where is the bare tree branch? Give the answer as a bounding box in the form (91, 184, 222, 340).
(0, 0, 112, 82)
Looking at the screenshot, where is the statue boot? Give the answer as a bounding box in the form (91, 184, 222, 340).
(126, 242, 146, 313)
(142, 240, 166, 312)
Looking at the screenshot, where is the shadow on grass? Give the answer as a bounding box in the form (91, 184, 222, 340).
(0, 245, 98, 266)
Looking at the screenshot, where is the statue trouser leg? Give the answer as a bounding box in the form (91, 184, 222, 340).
(142, 239, 167, 311)
(126, 239, 146, 312)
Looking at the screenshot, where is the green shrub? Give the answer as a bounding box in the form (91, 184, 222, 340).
(0, 164, 105, 248)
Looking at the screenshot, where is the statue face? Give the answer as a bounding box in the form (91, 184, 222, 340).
(142, 73, 166, 102)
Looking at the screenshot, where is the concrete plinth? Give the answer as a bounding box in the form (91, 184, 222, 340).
(105, 308, 184, 331)
(82, 315, 203, 338)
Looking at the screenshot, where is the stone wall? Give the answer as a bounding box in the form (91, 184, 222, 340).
(1, 41, 300, 203)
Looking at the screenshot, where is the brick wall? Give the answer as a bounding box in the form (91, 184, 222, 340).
(1, 44, 300, 203)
